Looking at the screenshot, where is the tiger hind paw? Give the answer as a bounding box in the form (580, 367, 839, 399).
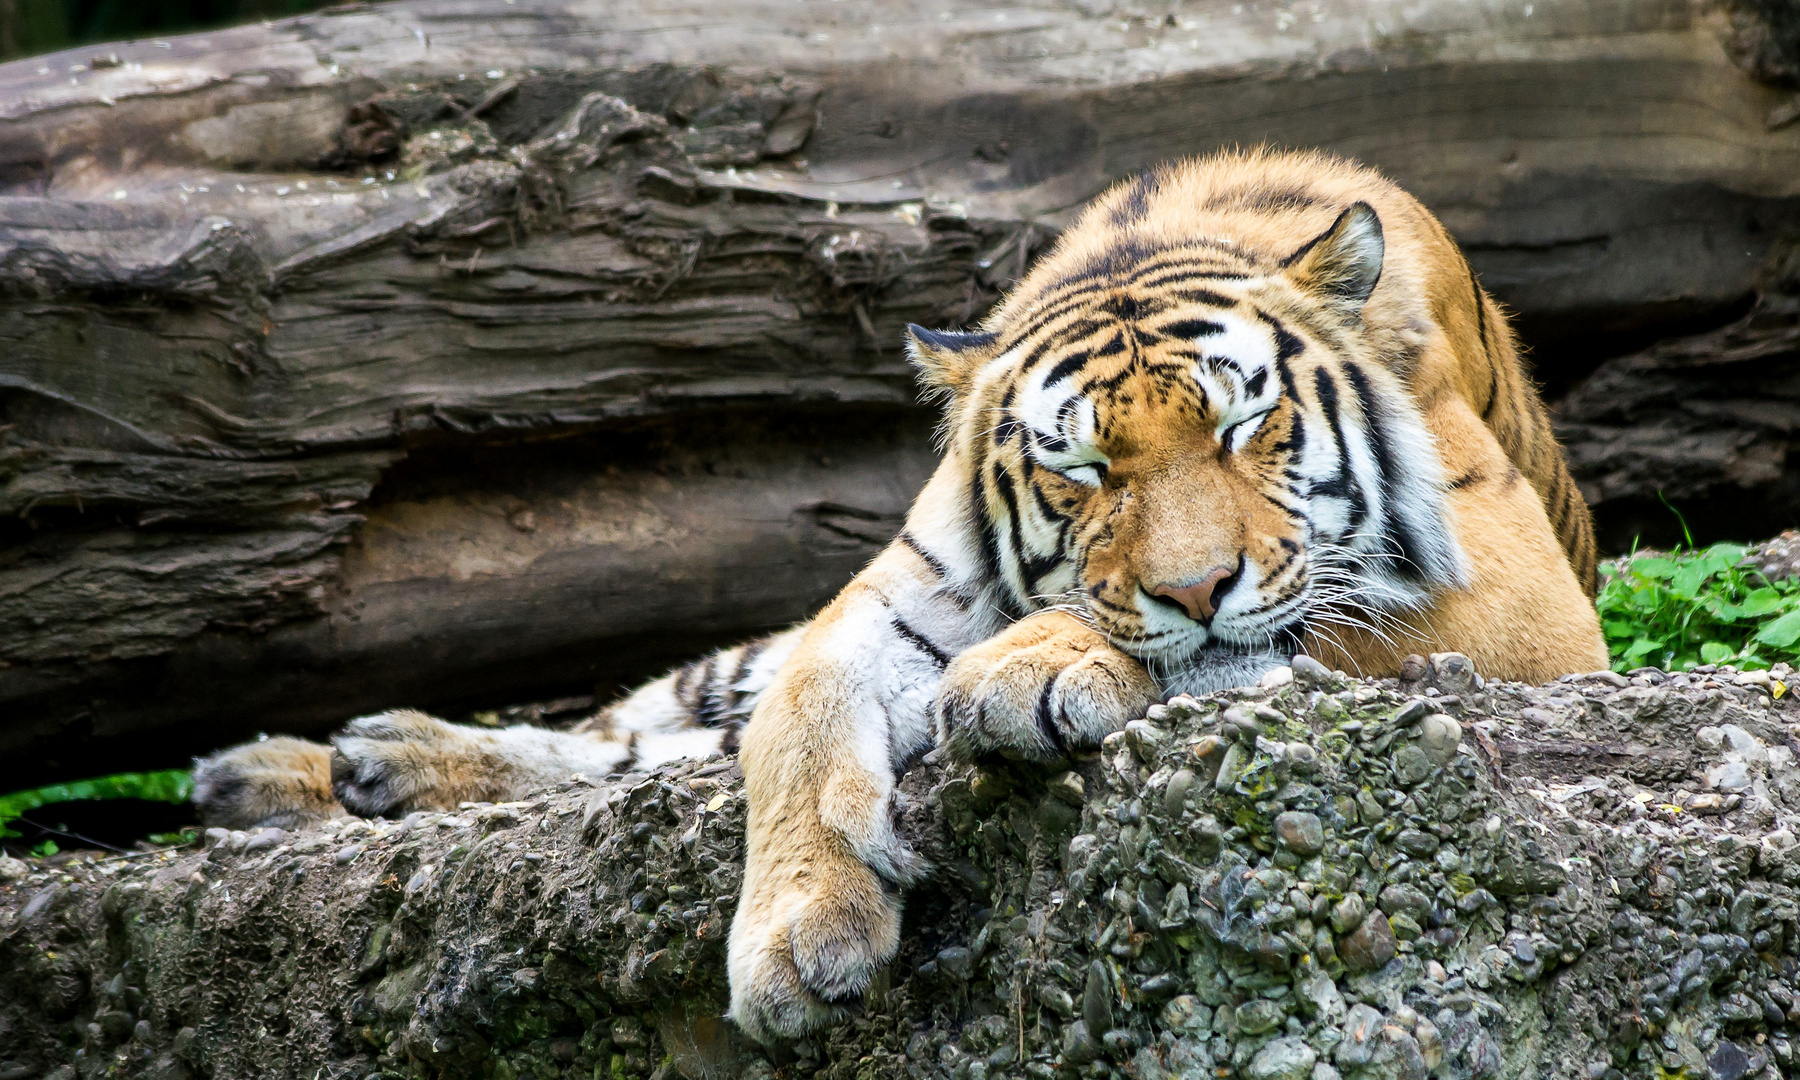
(191, 736, 344, 830)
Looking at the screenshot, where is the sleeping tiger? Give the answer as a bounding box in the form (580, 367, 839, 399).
(192, 147, 1607, 1043)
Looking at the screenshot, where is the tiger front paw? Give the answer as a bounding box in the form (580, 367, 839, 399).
(934, 610, 1159, 762)
(330, 709, 499, 817)
(727, 846, 905, 1043)
(191, 736, 344, 830)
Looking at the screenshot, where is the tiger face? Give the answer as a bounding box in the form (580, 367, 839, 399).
(910, 201, 1468, 692)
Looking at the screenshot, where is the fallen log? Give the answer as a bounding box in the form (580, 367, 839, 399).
(3, 0, 1800, 781)
(5, 661, 1800, 1080)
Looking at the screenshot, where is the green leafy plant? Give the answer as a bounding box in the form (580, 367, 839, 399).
(0, 770, 194, 839)
(1598, 541, 1800, 674)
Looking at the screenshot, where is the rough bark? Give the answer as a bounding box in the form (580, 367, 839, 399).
(6, 662, 1800, 1080)
(1554, 245, 1800, 552)
(3, 0, 1800, 781)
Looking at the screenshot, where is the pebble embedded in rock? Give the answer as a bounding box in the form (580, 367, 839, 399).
(1393, 828, 1440, 858)
(334, 845, 363, 865)
(1331, 892, 1366, 934)
(1392, 744, 1434, 787)
(1247, 1037, 1318, 1080)
(1275, 811, 1325, 855)
(1339, 910, 1398, 971)
(1048, 771, 1086, 806)
(1215, 742, 1250, 791)
(1418, 713, 1462, 765)
(1427, 652, 1478, 695)
(936, 946, 974, 981)
(1236, 998, 1285, 1035)
(1292, 653, 1332, 684)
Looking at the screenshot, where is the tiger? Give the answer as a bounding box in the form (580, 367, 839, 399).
(191, 147, 1607, 1045)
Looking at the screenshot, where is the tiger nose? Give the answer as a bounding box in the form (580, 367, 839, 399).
(1149, 565, 1239, 622)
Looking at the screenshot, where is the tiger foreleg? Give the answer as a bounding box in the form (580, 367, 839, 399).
(933, 609, 1159, 763)
(728, 531, 988, 1042)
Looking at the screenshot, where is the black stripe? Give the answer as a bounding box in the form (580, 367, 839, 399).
(1344, 361, 1427, 580)
(1043, 352, 1089, 387)
(1159, 318, 1226, 341)
(1311, 368, 1367, 532)
(1449, 469, 1484, 490)
(1034, 680, 1067, 754)
(898, 531, 949, 579)
(969, 454, 1012, 616)
(991, 461, 1031, 609)
(892, 615, 951, 669)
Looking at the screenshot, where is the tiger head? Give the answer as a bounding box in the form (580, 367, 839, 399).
(908, 168, 1469, 691)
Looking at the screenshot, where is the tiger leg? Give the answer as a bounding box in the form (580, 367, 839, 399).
(191, 736, 345, 830)
(728, 527, 990, 1043)
(933, 609, 1159, 762)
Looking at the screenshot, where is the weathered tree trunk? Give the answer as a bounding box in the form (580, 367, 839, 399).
(2, 0, 1799, 786)
(5, 665, 1800, 1080)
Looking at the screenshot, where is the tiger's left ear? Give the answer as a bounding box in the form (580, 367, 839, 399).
(905, 324, 998, 395)
(1280, 202, 1384, 314)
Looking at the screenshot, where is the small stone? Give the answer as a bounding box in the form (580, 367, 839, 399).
(1248, 1037, 1318, 1080)
(1392, 744, 1434, 786)
(1697, 726, 1726, 752)
(1709, 1040, 1752, 1080)
(1399, 654, 1428, 681)
(1292, 653, 1333, 684)
(1037, 984, 1075, 1017)
(1275, 811, 1325, 855)
(1286, 742, 1318, 772)
(1388, 913, 1423, 941)
(1330, 893, 1366, 934)
(971, 771, 1013, 801)
(1223, 704, 1262, 741)
(1163, 769, 1196, 817)
(1160, 995, 1212, 1032)
(1236, 998, 1285, 1035)
(936, 946, 975, 981)
(334, 844, 363, 865)
(1260, 665, 1295, 690)
(1686, 792, 1726, 814)
(0, 856, 27, 883)
(1125, 719, 1167, 760)
(1378, 884, 1431, 923)
(1426, 960, 1448, 983)
(1048, 771, 1086, 806)
(1391, 699, 1432, 727)
(1418, 714, 1462, 765)
(1062, 1021, 1102, 1065)
(1313, 1066, 1343, 1080)
(1393, 829, 1440, 858)
(1720, 724, 1766, 762)
(1427, 653, 1478, 695)
(1215, 741, 1250, 791)
(244, 827, 288, 853)
(1707, 761, 1754, 793)
(1339, 911, 1398, 971)
(1357, 789, 1387, 823)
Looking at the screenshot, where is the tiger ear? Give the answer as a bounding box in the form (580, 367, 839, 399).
(905, 324, 998, 394)
(1280, 202, 1384, 314)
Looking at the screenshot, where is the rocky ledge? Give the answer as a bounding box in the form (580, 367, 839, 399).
(4, 655, 1800, 1080)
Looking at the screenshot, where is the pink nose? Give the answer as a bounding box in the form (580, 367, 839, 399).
(1150, 566, 1237, 622)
